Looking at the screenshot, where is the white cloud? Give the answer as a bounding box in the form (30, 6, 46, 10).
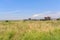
(31, 11, 60, 19)
(0, 10, 60, 20)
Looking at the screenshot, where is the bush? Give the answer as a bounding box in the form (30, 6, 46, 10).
(5, 20, 9, 22)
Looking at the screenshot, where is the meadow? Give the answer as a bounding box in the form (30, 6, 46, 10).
(0, 20, 60, 40)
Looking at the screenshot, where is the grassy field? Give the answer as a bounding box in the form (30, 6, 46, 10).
(0, 20, 60, 40)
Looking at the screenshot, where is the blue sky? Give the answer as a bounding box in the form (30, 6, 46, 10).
(0, 0, 60, 20)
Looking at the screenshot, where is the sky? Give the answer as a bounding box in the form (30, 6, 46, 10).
(0, 0, 60, 20)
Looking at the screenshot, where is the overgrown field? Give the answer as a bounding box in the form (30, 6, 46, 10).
(0, 20, 60, 40)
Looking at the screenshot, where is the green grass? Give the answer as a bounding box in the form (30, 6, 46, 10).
(0, 20, 60, 40)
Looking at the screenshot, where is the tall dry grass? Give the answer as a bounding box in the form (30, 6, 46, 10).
(0, 20, 60, 40)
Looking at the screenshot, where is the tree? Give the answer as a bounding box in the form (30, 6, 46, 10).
(28, 18, 31, 20)
(44, 16, 51, 20)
